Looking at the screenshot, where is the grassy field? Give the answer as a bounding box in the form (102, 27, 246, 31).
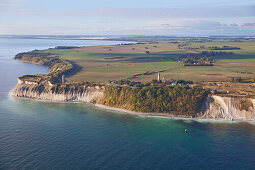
(40, 39, 255, 83)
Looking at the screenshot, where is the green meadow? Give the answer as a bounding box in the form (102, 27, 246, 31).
(40, 39, 255, 83)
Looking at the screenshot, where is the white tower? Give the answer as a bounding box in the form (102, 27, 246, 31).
(62, 74, 65, 83)
(157, 72, 160, 82)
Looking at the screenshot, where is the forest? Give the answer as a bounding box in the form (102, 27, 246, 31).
(101, 85, 209, 116)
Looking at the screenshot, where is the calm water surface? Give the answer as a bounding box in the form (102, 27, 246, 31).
(0, 38, 255, 169)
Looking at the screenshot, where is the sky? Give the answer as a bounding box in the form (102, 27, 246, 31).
(0, 0, 255, 36)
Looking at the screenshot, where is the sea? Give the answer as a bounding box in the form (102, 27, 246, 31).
(0, 37, 254, 169)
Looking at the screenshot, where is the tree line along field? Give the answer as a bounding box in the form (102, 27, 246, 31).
(39, 39, 255, 83)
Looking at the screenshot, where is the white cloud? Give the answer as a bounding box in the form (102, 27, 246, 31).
(0, 1, 254, 35)
(242, 22, 255, 26)
(55, 6, 255, 18)
(1, 19, 255, 35)
(0, 0, 26, 7)
(142, 19, 255, 35)
(2, 6, 253, 18)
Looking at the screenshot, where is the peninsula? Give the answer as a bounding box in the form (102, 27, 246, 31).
(12, 37, 255, 121)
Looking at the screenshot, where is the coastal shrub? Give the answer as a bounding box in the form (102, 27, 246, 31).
(239, 99, 253, 111)
(16, 51, 73, 84)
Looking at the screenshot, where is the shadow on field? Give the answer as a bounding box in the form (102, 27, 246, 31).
(65, 60, 83, 78)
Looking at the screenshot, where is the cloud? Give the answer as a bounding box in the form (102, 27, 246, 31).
(230, 23, 239, 27)
(20, 20, 255, 35)
(55, 6, 255, 18)
(0, 0, 26, 7)
(1, 20, 255, 35)
(0, 1, 254, 36)
(144, 19, 255, 35)
(242, 22, 255, 26)
(3, 6, 250, 18)
(151, 20, 222, 29)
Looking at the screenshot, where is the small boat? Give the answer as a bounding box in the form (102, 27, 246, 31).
(185, 129, 188, 133)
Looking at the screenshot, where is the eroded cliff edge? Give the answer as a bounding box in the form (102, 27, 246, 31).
(199, 95, 255, 120)
(12, 78, 104, 102)
(12, 79, 255, 120)
(12, 49, 105, 103)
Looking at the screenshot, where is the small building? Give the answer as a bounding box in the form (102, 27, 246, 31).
(171, 81, 177, 85)
(162, 77, 166, 83)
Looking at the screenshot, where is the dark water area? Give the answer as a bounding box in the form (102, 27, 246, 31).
(0, 37, 255, 169)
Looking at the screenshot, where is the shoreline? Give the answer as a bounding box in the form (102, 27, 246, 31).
(10, 94, 254, 123)
(94, 104, 253, 123)
(10, 95, 189, 119)
(94, 104, 191, 119)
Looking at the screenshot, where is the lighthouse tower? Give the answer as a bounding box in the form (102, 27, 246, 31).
(157, 72, 160, 82)
(62, 74, 65, 83)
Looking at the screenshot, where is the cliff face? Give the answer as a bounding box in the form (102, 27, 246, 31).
(12, 79, 105, 103)
(12, 80, 255, 121)
(13, 50, 105, 103)
(200, 95, 255, 121)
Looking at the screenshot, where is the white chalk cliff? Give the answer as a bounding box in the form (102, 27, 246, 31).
(12, 79, 104, 103)
(12, 80, 255, 121)
(199, 95, 255, 121)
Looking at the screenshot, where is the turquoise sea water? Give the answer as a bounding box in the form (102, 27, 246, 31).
(0, 37, 255, 169)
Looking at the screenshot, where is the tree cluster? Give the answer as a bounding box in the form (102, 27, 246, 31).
(182, 56, 214, 66)
(101, 85, 209, 116)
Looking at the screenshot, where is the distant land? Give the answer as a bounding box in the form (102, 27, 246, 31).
(1, 35, 255, 40)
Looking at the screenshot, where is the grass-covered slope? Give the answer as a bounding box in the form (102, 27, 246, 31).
(15, 50, 73, 84)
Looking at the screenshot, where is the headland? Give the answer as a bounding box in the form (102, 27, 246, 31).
(12, 38, 255, 121)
